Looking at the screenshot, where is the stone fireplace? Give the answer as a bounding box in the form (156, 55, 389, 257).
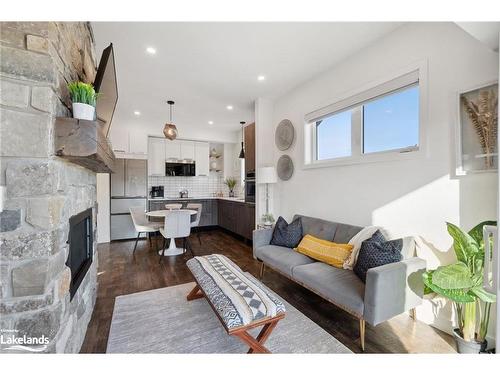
(0, 22, 99, 353)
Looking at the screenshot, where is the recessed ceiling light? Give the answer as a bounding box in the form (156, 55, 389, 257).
(226, 105, 233, 110)
(257, 75, 266, 81)
(146, 47, 156, 54)
(134, 111, 141, 116)
(208, 120, 214, 125)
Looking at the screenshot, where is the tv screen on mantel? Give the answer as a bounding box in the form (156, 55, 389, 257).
(94, 43, 118, 138)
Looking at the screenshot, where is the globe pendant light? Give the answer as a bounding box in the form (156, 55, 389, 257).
(238, 121, 246, 159)
(163, 100, 178, 140)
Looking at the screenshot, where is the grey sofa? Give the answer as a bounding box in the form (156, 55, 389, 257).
(253, 214, 426, 351)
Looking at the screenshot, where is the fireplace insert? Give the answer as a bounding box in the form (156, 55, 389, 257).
(66, 208, 93, 300)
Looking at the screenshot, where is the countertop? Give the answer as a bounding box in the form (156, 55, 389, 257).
(148, 196, 253, 204)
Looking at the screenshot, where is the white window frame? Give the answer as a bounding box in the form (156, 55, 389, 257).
(303, 61, 428, 169)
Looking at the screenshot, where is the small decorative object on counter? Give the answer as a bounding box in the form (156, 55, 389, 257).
(261, 213, 275, 226)
(224, 177, 237, 197)
(68, 81, 98, 121)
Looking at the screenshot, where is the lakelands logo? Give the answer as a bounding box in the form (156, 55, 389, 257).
(0, 329, 49, 352)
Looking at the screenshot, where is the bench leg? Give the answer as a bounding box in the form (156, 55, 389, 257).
(186, 284, 204, 301)
(232, 320, 279, 354)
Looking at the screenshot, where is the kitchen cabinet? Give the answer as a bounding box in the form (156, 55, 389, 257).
(111, 159, 125, 196)
(111, 129, 147, 159)
(195, 142, 210, 176)
(110, 130, 129, 154)
(125, 159, 147, 197)
(244, 123, 255, 175)
(180, 141, 195, 161)
(128, 129, 148, 155)
(164, 140, 181, 161)
(148, 138, 166, 176)
(218, 200, 255, 240)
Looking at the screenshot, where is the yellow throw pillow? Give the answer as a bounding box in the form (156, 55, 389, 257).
(295, 234, 354, 268)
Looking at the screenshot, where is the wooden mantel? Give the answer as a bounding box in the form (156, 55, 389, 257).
(54, 117, 115, 173)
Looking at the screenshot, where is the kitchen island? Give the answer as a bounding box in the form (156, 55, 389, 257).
(148, 197, 256, 241)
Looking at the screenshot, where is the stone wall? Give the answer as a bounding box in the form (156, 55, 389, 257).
(0, 22, 99, 353)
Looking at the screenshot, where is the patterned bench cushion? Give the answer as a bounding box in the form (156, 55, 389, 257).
(186, 254, 286, 331)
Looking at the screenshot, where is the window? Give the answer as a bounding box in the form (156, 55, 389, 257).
(316, 110, 352, 160)
(305, 69, 421, 166)
(363, 84, 419, 154)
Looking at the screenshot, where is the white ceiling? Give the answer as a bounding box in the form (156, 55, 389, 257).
(91, 22, 403, 139)
(456, 22, 500, 51)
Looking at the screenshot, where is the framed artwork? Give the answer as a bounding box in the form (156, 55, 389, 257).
(456, 82, 498, 174)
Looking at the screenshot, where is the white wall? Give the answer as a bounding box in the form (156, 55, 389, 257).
(259, 23, 498, 337)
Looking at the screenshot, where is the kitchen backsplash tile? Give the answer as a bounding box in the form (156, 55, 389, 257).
(148, 172, 243, 198)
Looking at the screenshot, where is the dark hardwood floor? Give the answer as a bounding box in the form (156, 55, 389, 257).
(80, 229, 456, 353)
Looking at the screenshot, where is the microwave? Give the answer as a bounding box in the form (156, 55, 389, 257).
(165, 162, 196, 177)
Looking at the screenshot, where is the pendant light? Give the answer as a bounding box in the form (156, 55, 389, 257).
(238, 121, 246, 159)
(163, 100, 178, 140)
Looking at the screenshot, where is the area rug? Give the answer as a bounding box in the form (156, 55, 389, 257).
(106, 281, 352, 353)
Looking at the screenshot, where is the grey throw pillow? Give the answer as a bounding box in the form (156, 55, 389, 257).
(354, 230, 403, 283)
(270, 216, 303, 248)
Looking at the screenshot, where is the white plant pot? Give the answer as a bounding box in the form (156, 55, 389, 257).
(72, 103, 95, 121)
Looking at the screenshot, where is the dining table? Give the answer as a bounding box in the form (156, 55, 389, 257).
(146, 209, 198, 256)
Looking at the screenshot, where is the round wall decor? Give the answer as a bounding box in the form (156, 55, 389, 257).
(275, 119, 295, 151)
(277, 155, 294, 181)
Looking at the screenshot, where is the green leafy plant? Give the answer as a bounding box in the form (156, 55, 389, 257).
(423, 221, 497, 343)
(224, 177, 237, 191)
(68, 81, 98, 107)
(261, 213, 275, 224)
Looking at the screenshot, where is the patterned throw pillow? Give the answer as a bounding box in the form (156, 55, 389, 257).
(270, 216, 303, 248)
(295, 234, 353, 268)
(353, 230, 403, 283)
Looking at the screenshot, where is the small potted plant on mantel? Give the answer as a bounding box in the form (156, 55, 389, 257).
(68, 81, 98, 121)
(423, 221, 497, 353)
(224, 177, 237, 197)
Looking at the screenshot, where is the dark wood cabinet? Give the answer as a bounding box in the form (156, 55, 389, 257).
(244, 122, 255, 175)
(149, 198, 254, 240)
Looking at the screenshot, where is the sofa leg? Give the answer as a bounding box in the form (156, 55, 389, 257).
(259, 262, 265, 280)
(359, 319, 365, 352)
(410, 308, 417, 321)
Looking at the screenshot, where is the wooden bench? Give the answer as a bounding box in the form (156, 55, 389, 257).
(186, 254, 286, 353)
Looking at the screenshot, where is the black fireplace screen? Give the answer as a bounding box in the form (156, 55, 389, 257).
(67, 208, 93, 300)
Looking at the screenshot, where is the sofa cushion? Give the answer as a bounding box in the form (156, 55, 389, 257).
(270, 216, 303, 248)
(333, 223, 363, 243)
(293, 214, 337, 241)
(255, 245, 316, 277)
(292, 262, 365, 316)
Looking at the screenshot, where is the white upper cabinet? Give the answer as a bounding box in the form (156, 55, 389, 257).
(195, 142, 209, 176)
(164, 140, 181, 161)
(148, 137, 166, 176)
(110, 129, 147, 159)
(128, 129, 148, 155)
(110, 130, 129, 154)
(180, 141, 195, 161)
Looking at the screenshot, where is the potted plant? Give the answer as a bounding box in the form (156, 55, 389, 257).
(261, 213, 275, 226)
(422, 221, 497, 353)
(68, 81, 98, 121)
(224, 178, 237, 197)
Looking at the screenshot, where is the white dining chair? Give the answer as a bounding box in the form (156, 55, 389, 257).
(165, 203, 183, 210)
(129, 207, 162, 253)
(159, 209, 193, 262)
(186, 203, 202, 245)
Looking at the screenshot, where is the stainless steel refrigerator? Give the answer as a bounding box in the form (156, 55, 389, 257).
(110, 159, 147, 240)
